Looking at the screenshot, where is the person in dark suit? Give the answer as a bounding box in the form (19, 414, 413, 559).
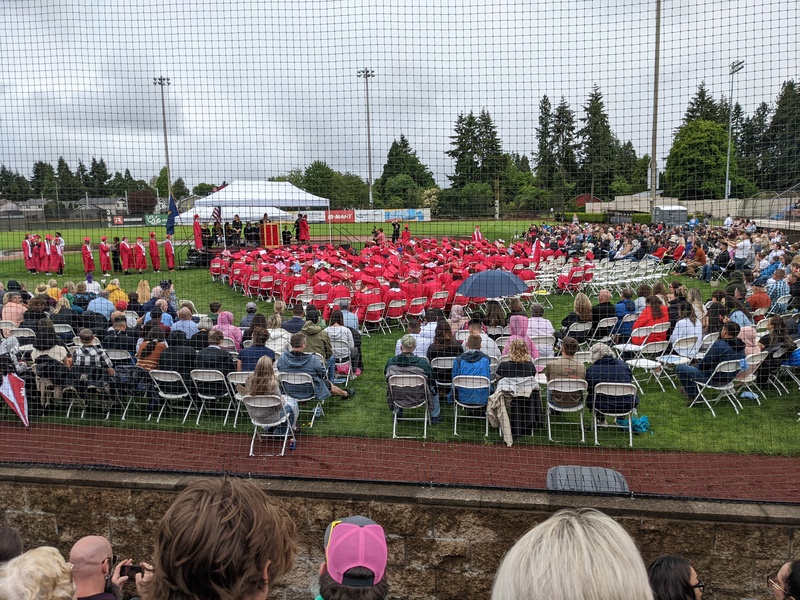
(194, 329, 237, 398)
(102, 316, 138, 356)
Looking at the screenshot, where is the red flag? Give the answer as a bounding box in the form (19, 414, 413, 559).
(1, 373, 29, 427)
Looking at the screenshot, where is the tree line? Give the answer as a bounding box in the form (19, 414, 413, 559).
(1, 79, 797, 216)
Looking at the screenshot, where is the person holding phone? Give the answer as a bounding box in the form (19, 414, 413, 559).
(69, 535, 142, 599)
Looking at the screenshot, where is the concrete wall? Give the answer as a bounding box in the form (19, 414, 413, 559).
(588, 197, 744, 218)
(1, 467, 798, 600)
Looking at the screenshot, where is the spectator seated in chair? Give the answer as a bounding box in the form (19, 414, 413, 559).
(385, 333, 442, 424)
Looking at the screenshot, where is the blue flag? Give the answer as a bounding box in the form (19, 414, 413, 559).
(165, 194, 179, 235)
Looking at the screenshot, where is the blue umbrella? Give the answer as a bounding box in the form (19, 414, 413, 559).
(456, 269, 528, 298)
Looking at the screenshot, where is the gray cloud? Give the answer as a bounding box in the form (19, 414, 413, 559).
(0, 0, 796, 188)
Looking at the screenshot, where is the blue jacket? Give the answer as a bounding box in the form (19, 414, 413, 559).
(585, 356, 638, 412)
(614, 299, 637, 337)
(452, 350, 491, 405)
(697, 337, 745, 383)
(275, 350, 329, 399)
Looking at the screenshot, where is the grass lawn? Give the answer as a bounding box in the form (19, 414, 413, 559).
(2, 243, 798, 457)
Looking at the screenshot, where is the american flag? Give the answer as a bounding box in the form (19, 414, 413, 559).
(212, 206, 221, 224)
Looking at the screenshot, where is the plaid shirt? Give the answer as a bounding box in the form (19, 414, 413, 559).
(768, 279, 790, 306)
(73, 345, 114, 371)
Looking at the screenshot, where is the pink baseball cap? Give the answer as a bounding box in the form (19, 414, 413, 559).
(324, 516, 387, 587)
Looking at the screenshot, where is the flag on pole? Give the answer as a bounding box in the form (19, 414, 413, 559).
(1, 373, 29, 427)
(165, 194, 179, 236)
(212, 205, 222, 224)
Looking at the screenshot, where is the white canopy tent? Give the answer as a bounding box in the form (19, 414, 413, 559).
(177, 180, 329, 224)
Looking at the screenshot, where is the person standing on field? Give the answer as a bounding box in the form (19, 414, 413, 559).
(149, 232, 162, 273)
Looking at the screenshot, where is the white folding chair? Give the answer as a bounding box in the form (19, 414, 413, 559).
(735, 350, 769, 404)
(277, 371, 323, 427)
(451, 375, 491, 436)
(656, 336, 698, 388)
(591, 382, 639, 447)
(430, 357, 455, 392)
(360, 302, 388, 336)
(149, 370, 197, 423)
(545, 378, 587, 443)
(331, 338, 353, 385)
(190, 369, 234, 426)
(227, 371, 253, 427)
(387, 373, 430, 439)
(690, 359, 743, 417)
(243, 394, 295, 456)
(590, 316, 618, 344)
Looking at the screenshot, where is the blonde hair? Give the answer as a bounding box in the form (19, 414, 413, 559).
(0, 546, 75, 600)
(507, 339, 531, 363)
(136, 280, 151, 300)
(492, 508, 653, 600)
(574, 293, 592, 322)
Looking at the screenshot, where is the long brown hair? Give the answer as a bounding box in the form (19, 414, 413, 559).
(647, 295, 664, 320)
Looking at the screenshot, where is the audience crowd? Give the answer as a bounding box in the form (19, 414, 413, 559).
(0, 486, 795, 600)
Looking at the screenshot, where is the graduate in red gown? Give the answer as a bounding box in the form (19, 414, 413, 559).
(133, 237, 148, 273)
(50, 237, 64, 275)
(164, 234, 175, 271)
(298, 214, 311, 243)
(22, 234, 36, 273)
(31, 235, 42, 273)
(81, 237, 95, 275)
(400, 225, 411, 246)
(472, 225, 483, 242)
(193, 214, 204, 250)
(40, 235, 54, 275)
(149, 232, 161, 273)
(119, 236, 133, 274)
(99, 236, 112, 276)
(53, 232, 65, 275)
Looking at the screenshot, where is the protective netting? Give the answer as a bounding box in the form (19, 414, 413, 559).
(0, 1, 798, 504)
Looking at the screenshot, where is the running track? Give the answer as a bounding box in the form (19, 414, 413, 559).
(1, 423, 798, 503)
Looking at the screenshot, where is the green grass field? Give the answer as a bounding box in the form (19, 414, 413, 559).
(1, 229, 798, 457)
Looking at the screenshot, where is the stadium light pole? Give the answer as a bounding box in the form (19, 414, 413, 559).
(649, 0, 662, 215)
(724, 60, 745, 201)
(357, 67, 375, 209)
(153, 76, 173, 203)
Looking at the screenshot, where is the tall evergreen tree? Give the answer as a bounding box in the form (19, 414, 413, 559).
(534, 95, 557, 189)
(683, 81, 722, 125)
(762, 80, 800, 191)
(475, 109, 505, 185)
(739, 101, 771, 189)
(30, 161, 56, 197)
(88, 157, 111, 197)
(375, 134, 435, 201)
(0, 166, 32, 203)
(577, 85, 617, 200)
(446, 111, 481, 188)
(55, 157, 84, 204)
(552, 97, 578, 206)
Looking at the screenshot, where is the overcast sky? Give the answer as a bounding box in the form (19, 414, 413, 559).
(1, 0, 797, 190)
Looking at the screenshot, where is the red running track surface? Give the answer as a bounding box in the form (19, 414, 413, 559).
(0, 423, 798, 503)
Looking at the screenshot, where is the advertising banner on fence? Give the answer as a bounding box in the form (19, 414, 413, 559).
(286, 208, 431, 224)
(353, 208, 430, 223)
(325, 210, 355, 223)
(112, 215, 144, 226)
(144, 213, 170, 226)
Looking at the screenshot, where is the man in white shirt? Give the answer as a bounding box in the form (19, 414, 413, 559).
(394, 317, 431, 358)
(723, 214, 733, 229)
(729, 233, 751, 270)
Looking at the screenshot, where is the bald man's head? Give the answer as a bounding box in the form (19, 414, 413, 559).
(70, 535, 113, 595)
(598, 289, 611, 303)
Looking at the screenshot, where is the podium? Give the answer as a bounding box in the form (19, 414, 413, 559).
(260, 223, 280, 248)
